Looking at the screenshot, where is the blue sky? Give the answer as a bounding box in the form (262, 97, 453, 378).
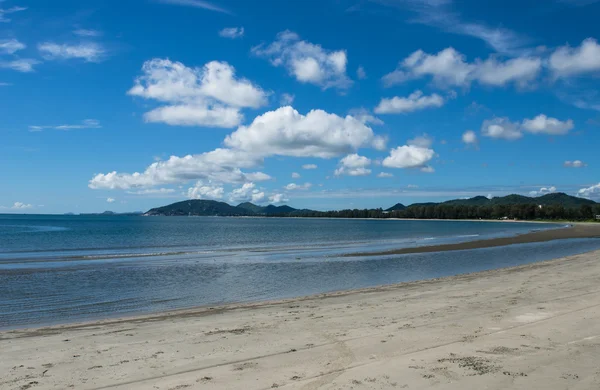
(2, 0, 600, 213)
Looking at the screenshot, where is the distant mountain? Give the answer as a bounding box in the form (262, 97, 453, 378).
(386, 203, 406, 212)
(145, 200, 253, 216)
(442, 196, 491, 206)
(386, 193, 595, 210)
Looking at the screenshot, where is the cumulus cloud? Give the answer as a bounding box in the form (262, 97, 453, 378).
(334, 153, 372, 176)
(564, 160, 587, 168)
(482, 115, 574, 140)
(0, 201, 33, 210)
(382, 47, 541, 89)
(285, 182, 312, 191)
(29, 119, 101, 132)
(407, 134, 434, 148)
(481, 117, 523, 140)
(106, 197, 116, 203)
(38, 42, 106, 62)
(187, 181, 225, 200)
(549, 38, 600, 78)
(128, 58, 267, 128)
(219, 27, 244, 39)
(269, 193, 288, 204)
(228, 182, 266, 203)
(522, 114, 574, 135)
(252, 30, 352, 90)
(0, 58, 39, 72)
(302, 164, 318, 170)
(291, 172, 301, 179)
(578, 183, 600, 199)
(382, 145, 435, 170)
(529, 186, 557, 197)
(224, 106, 385, 158)
(0, 38, 25, 54)
(377, 172, 393, 178)
(89, 148, 267, 189)
(348, 108, 384, 126)
(375, 90, 445, 114)
(462, 130, 478, 144)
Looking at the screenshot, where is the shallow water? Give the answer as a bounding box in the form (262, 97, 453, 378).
(2, 215, 597, 329)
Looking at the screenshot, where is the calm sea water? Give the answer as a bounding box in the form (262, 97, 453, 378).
(1, 214, 599, 329)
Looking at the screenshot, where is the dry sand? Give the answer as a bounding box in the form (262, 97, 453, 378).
(3, 245, 600, 389)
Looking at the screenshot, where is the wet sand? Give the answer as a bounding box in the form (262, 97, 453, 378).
(346, 222, 600, 257)
(3, 247, 600, 389)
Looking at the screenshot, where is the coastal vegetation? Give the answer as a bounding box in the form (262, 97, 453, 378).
(145, 193, 600, 221)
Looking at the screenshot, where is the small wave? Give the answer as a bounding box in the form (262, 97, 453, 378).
(456, 234, 480, 238)
(0, 225, 69, 234)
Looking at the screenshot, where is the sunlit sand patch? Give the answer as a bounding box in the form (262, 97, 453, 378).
(514, 312, 553, 323)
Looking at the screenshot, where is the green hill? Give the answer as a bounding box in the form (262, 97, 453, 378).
(385, 203, 406, 212)
(145, 200, 253, 216)
(442, 196, 491, 206)
(536, 192, 596, 207)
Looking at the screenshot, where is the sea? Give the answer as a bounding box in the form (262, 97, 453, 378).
(2, 214, 600, 329)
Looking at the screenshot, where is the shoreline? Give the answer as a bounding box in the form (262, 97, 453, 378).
(345, 222, 600, 257)
(1, 234, 598, 335)
(3, 249, 600, 389)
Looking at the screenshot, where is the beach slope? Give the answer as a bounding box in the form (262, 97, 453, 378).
(3, 249, 600, 389)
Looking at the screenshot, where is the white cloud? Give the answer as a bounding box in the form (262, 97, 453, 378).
(128, 59, 267, 128)
(375, 90, 444, 114)
(578, 183, 600, 199)
(38, 42, 105, 62)
(89, 148, 266, 189)
(420, 166, 435, 173)
(0, 4, 26, 23)
(407, 134, 434, 148)
(156, 0, 232, 14)
(529, 186, 557, 197)
(224, 106, 385, 158)
(252, 30, 352, 90)
(219, 27, 244, 39)
(0, 38, 25, 54)
(73, 29, 102, 37)
(285, 182, 312, 191)
(280, 93, 295, 105)
(269, 193, 288, 204)
(245, 172, 271, 182)
(564, 160, 587, 168)
(126, 188, 176, 195)
(10, 202, 32, 209)
(348, 108, 384, 125)
(334, 153, 372, 176)
(229, 182, 266, 203)
(187, 181, 225, 200)
(29, 119, 101, 132)
(357, 65, 367, 79)
(382, 47, 541, 88)
(377, 172, 393, 178)
(482, 115, 574, 140)
(521, 114, 574, 135)
(550, 38, 600, 78)
(291, 172, 301, 179)
(0, 58, 39, 72)
(106, 197, 116, 203)
(462, 130, 477, 144)
(382, 145, 435, 170)
(302, 164, 318, 170)
(481, 117, 523, 140)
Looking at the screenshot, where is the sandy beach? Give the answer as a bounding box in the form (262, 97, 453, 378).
(3, 241, 600, 389)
